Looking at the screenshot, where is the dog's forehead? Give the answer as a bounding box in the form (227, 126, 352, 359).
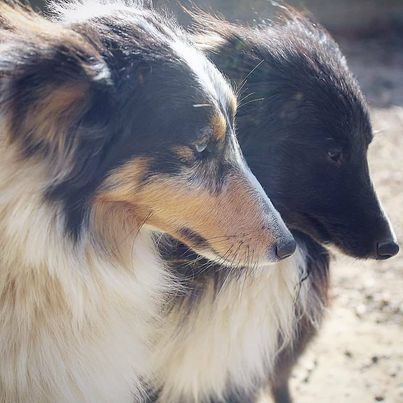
(170, 38, 235, 117)
(277, 79, 372, 149)
(317, 92, 372, 150)
(74, 5, 236, 139)
(246, 23, 372, 149)
(154, 45, 235, 145)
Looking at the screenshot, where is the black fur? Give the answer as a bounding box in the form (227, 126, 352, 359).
(179, 228, 210, 249)
(198, 13, 397, 260)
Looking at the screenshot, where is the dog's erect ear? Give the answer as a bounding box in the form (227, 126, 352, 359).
(0, 4, 112, 165)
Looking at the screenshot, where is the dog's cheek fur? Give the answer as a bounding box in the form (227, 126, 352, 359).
(98, 159, 282, 267)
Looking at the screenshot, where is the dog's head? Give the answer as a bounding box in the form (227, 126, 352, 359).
(0, 3, 295, 268)
(193, 12, 398, 260)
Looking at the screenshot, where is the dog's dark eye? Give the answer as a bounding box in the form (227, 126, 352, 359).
(194, 139, 211, 158)
(195, 142, 208, 153)
(327, 149, 343, 165)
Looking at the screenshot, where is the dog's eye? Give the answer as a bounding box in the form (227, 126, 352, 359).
(194, 139, 211, 158)
(195, 141, 208, 153)
(327, 149, 343, 165)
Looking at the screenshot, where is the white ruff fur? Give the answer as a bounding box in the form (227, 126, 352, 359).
(0, 144, 170, 402)
(152, 247, 325, 402)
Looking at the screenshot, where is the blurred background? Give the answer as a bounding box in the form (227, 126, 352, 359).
(27, 0, 403, 401)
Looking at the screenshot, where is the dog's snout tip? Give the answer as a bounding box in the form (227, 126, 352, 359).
(376, 240, 399, 259)
(274, 238, 297, 260)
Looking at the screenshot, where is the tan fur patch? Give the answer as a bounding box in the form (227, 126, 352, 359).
(229, 94, 237, 118)
(0, 2, 107, 158)
(210, 112, 226, 141)
(24, 84, 89, 149)
(96, 158, 151, 204)
(100, 158, 279, 268)
(172, 146, 195, 162)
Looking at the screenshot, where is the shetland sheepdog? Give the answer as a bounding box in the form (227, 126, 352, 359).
(0, 2, 294, 402)
(149, 11, 399, 403)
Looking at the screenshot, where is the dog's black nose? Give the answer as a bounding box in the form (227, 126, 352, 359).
(376, 240, 399, 259)
(275, 238, 297, 260)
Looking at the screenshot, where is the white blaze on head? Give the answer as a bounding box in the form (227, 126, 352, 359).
(170, 38, 234, 114)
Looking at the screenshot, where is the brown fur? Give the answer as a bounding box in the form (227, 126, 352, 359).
(99, 159, 278, 266)
(0, 4, 106, 160)
(211, 112, 227, 141)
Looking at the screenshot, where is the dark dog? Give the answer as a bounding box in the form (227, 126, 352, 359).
(0, 3, 294, 401)
(149, 11, 399, 403)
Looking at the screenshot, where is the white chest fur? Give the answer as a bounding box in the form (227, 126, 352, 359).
(0, 229, 168, 403)
(0, 157, 169, 403)
(152, 247, 324, 402)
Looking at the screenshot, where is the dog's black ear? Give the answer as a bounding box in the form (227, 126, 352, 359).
(0, 4, 112, 165)
(0, 5, 117, 238)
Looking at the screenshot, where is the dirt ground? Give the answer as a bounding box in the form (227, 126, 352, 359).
(260, 30, 403, 403)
